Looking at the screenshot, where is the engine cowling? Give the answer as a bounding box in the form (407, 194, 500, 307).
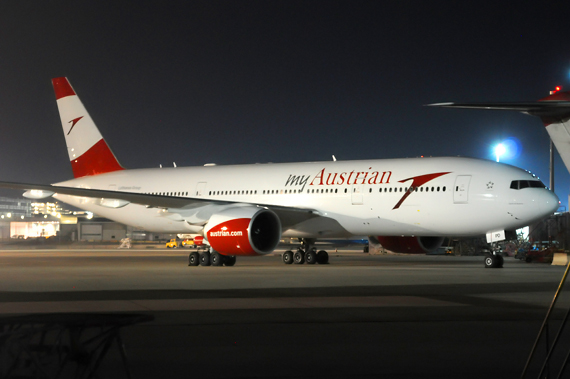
(371, 236, 444, 254)
(204, 207, 281, 256)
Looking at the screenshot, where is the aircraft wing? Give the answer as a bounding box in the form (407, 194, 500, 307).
(0, 181, 320, 225)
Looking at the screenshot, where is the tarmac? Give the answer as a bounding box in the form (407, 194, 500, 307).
(1, 245, 570, 378)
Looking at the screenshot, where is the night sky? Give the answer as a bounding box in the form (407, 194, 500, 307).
(1, 2, 570, 208)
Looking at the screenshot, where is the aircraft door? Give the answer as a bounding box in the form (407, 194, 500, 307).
(453, 175, 471, 203)
(195, 182, 207, 197)
(351, 184, 363, 205)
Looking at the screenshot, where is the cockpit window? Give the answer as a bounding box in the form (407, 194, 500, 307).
(510, 180, 547, 190)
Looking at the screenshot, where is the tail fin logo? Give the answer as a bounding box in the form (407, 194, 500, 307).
(67, 116, 84, 135)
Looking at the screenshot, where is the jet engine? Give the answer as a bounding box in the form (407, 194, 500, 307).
(204, 206, 281, 256)
(371, 236, 444, 254)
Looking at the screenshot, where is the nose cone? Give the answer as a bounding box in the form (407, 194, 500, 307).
(531, 189, 559, 220)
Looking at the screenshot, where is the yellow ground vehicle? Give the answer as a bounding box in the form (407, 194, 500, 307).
(165, 239, 179, 248)
(166, 238, 195, 248)
(182, 239, 194, 248)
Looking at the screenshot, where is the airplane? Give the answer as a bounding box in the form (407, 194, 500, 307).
(0, 78, 559, 268)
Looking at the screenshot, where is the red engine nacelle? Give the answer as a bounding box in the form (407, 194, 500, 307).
(371, 236, 444, 254)
(204, 206, 281, 256)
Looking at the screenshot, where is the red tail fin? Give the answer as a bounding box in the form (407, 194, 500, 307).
(52, 77, 124, 178)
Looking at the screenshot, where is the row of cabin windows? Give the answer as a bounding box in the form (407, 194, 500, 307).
(145, 191, 189, 196)
(376, 186, 447, 193)
(205, 186, 448, 196)
(143, 186, 448, 197)
(209, 190, 258, 196)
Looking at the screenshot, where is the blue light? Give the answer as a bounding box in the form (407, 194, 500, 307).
(495, 144, 506, 162)
(492, 137, 521, 162)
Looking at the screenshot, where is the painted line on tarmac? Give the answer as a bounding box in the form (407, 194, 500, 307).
(0, 296, 463, 314)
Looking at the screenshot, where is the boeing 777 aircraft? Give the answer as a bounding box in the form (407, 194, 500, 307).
(0, 78, 559, 268)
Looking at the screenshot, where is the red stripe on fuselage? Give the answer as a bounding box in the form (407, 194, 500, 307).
(70, 139, 124, 178)
(52, 77, 76, 100)
(392, 172, 451, 210)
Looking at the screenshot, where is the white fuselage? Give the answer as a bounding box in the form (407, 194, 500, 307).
(53, 156, 559, 238)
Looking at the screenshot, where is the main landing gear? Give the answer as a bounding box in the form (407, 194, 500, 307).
(282, 238, 329, 265)
(188, 248, 236, 267)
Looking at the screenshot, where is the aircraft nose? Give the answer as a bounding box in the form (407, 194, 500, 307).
(539, 190, 559, 216)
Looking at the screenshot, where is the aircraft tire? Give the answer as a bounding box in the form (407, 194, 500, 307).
(497, 255, 504, 268)
(484, 255, 494, 268)
(484, 254, 502, 268)
(317, 250, 329, 264)
(306, 251, 317, 264)
(200, 251, 211, 266)
(211, 252, 224, 266)
(224, 256, 236, 266)
(293, 250, 305, 264)
(283, 251, 294, 264)
(188, 252, 200, 266)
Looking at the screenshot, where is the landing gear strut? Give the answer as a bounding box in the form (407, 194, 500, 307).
(282, 238, 329, 265)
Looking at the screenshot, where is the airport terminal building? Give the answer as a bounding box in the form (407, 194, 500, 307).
(0, 196, 175, 242)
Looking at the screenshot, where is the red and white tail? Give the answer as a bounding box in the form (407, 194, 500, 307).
(52, 77, 124, 178)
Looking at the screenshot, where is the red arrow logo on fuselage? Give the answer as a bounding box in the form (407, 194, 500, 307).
(392, 172, 451, 210)
(67, 116, 84, 135)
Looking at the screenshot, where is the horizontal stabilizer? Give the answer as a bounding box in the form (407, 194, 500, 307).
(427, 100, 570, 120)
(428, 91, 570, 123)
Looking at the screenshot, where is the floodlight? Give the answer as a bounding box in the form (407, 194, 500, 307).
(495, 143, 506, 162)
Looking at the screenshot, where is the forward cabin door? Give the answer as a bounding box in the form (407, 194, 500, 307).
(453, 175, 471, 203)
(195, 182, 207, 197)
(351, 184, 364, 205)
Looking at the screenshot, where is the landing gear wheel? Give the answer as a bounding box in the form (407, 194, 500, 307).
(496, 254, 504, 268)
(306, 251, 317, 264)
(283, 251, 294, 265)
(484, 254, 503, 268)
(200, 251, 211, 266)
(293, 250, 305, 264)
(316, 250, 329, 264)
(211, 252, 224, 266)
(188, 251, 200, 266)
(224, 256, 236, 266)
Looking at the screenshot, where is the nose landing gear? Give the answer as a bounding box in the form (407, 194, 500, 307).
(484, 243, 504, 268)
